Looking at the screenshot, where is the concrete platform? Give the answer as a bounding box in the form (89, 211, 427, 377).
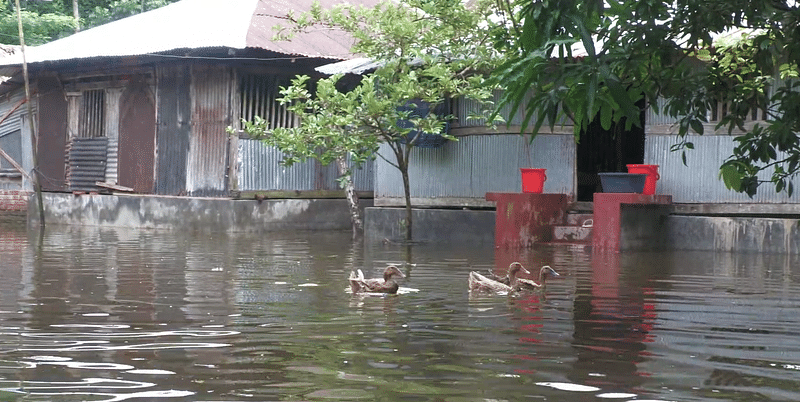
(485, 192, 568, 248)
(28, 192, 373, 233)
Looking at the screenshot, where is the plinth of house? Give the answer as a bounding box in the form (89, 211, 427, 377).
(485, 192, 568, 248)
(592, 193, 673, 252)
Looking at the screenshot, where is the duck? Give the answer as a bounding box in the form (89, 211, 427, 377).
(515, 265, 560, 291)
(349, 265, 406, 294)
(468, 262, 530, 293)
(481, 261, 527, 285)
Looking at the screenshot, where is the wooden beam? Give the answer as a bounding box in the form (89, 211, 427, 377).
(236, 190, 374, 200)
(0, 96, 32, 180)
(0, 146, 30, 180)
(95, 181, 134, 192)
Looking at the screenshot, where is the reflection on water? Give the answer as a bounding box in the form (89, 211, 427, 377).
(1, 221, 800, 401)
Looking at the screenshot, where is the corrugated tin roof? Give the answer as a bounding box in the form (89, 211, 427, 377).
(0, 0, 378, 67)
(315, 57, 382, 75)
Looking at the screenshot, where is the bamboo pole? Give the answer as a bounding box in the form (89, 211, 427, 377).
(15, 0, 45, 227)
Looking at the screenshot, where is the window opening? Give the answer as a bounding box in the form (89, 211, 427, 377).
(240, 74, 297, 130)
(80, 89, 105, 138)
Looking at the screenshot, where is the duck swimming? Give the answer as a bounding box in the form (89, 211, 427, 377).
(515, 265, 560, 291)
(482, 261, 528, 285)
(349, 265, 406, 294)
(469, 262, 530, 293)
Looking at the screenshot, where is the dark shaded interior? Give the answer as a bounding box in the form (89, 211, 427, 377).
(576, 107, 646, 201)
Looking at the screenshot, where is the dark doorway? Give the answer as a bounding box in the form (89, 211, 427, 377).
(37, 77, 68, 191)
(576, 108, 645, 201)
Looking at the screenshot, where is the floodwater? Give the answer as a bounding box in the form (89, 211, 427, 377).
(1, 221, 800, 402)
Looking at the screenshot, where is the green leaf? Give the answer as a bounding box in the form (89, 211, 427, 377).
(600, 104, 613, 131)
(719, 164, 742, 191)
(689, 119, 704, 135)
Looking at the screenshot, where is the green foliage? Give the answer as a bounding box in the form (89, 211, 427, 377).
(241, 0, 499, 240)
(0, 2, 77, 45)
(84, 0, 177, 28)
(0, 0, 178, 45)
(491, 0, 800, 197)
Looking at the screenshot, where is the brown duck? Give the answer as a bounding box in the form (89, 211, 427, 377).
(515, 265, 560, 291)
(349, 265, 406, 294)
(469, 262, 530, 293)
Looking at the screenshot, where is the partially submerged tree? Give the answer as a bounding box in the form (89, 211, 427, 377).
(241, 0, 498, 241)
(241, 75, 375, 239)
(490, 0, 800, 197)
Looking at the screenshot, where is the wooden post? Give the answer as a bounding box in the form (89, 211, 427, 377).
(73, 0, 81, 32)
(15, 0, 45, 227)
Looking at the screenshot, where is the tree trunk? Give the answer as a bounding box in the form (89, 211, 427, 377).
(73, 0, 80, 32)
(335, 156, 363, 239)
(400, 157, 412, 242)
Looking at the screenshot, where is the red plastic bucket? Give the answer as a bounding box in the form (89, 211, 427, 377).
(520, 168, 547, 193)
(626, 164, 660, 195)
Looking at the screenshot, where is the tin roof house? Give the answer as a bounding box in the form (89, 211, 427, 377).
(0, 0, 375, 201)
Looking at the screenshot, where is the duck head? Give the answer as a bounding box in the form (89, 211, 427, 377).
(383, 265, 406, 281)
(508, 262, 531, 279)
(538, 265, 560, 281)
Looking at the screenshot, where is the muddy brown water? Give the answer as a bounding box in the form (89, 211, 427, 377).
(1, 221, 799, 401)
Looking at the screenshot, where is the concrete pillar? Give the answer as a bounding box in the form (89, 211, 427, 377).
(485, 192, 568, 249)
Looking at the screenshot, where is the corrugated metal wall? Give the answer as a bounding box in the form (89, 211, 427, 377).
(155, 64, 192, 195)
(375, 134, 575, 205)
(239, 73, 297, 130)
(645, 135, 799, 203)
(187, 65, 233, 196)
(66, 137, 108, 192)
(37, 76, 69, 191)
(118, 78, 156, 193)
(454, 90, 570, 127)
(237, 138, 373, 192)
(0, 90, 32, 191)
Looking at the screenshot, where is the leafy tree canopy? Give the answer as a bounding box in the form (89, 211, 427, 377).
(0, 0, 178, 45)
(490, 0, 800, 196)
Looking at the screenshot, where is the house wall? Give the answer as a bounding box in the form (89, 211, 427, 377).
(0, 88, 33, 192)
(237, 138, 374, 194)
(31, 61, 376, 199)
(374, 133, 576, 207)
(645, 134, 800, 203)
(644, 91, 799, 203)
(233, 67, 375, 197)
(155, 63, 192, 195)
(118, 77, 156, 193)
(37, 76, 68, 191)
(186, 64, 234, 197)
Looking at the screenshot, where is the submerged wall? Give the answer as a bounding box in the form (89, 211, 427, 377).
(364, 207, 495, 245)
(22, 192, 800, 254)
(665, 215, 800, 254)
(28, 193, 372, 233)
